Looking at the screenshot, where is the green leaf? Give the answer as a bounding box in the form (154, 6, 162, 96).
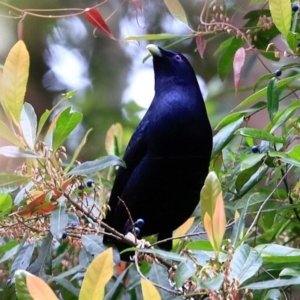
(50, 201, 68, 240)
(270, 100, 300, 133)
(269, 0, 291, 36)
(253, 73, 275, 92)
(229, 244, 263, 285)
(235, 128, 285, 143)
(0, 174, 30, 194)
(236, 74, 300, 108)
(237, 165, 268, 196)
(214, 37, 234, 57)
(0, 120, 20, 145)
(198, 273, 223, 290)
(215, 112, 246, 131)
(0, 40, 29, 125)
(218, 38, 244, 81)
(241, 153, 265, 171)
(267, 78, 279, 122)
(230, 202, 247, 246)
(20, 102, 37, 149)
(67, 155, 125, 176)
(52, 107, 82, 152)
(175, 261, 195, 288)
(124, 33, 186, 41)
(37, 91, 77, 138)
(236, 162, 260, 193)
(212, 117, 244, 158)
(0, 194, 12, 215)
(286, 32, 299, 52)
(0, 146, 41, 158)
(164, 0, 188, 26)
(65, 128, 93, 173)
(263, 289, 281, 300)
(200, 172, 222, 222)
(0, 240, 18, 255)
(244, 277, 300, 290)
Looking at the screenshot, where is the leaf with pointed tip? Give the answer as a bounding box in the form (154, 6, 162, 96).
(141, 278, 161, 300)
(196, 36, 206, 59)
(20, 102, 37, 149)
(164, 0, 188, 26)
(79, 248, 113, 300)
(0, 40, 29, 125)
(68, 155, 125, 175)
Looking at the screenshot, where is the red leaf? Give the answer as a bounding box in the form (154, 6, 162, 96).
(196, 36, 206, 59)
(132, 0, 142, 10)
(233, 47, 246, 94)
(85, 8, 114, 39)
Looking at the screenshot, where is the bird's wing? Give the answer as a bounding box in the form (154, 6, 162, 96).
(107, 116, 149, 211)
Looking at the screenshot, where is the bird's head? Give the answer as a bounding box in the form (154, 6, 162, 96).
(146, 44, 199, 90)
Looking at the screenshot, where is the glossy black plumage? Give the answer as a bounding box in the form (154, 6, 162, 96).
(103, 45, 212, 259)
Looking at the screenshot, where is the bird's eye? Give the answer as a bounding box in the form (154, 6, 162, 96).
(174, 54, 182, 61)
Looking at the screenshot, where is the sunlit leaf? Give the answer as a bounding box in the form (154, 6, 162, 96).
(0, 146, 41, 158)
(105, 123, 122, 156)
(164, 0, 188, 26)
(141, 278, 161, 300)
(0, 194, 12, 215)
(0, 174, 30, 194)
(269, 0, 291, 36)
(79, 248, 113, 300)
(173, 217, 194, 248)
(0, 40, 29, 125)
(286, 31, 299, 53)
(0, 120, 20, 145)
(233, 47, 246, 93)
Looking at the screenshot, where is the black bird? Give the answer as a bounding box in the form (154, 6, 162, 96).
(103, 44, 212, 259)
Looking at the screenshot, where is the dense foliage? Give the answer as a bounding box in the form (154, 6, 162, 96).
(1, 0, 300, 299)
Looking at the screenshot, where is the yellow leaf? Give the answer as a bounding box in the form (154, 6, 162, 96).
(269, 0, 291, 37)
(26, 273, 58, 300)
(164, 0, 189, 26)
(173, 217, 195, 248)
(1, 40, 29, 125)
(141, 278, 161, 300)
(105, 123, 123, 155)
(212, 192, 226, 250)
(79, 248, 113, 300)
(200, 172, 221, 222)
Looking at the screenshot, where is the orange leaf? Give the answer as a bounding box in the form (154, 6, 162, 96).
(18, 193, 56, 217)
(203, 213, 215, 249)
(85, 8, 115, 39)
(173, 216, 195, 248)
(212, 192, 226, 249)
(26, 273, 58, 300)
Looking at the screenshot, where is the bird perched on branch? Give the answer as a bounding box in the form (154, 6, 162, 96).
(103, 44, 212, 260)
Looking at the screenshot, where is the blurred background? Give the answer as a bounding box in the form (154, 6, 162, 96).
(0, 0, 282, 165)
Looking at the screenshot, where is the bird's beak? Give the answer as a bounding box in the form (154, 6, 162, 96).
(146, 44, 162, 57)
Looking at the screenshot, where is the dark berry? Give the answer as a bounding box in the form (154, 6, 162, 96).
(86, 179, 94, 187)
(135, 219, 145, 228)
(292, 3, 299, 12)
(78, 182, 85, 190)
(132, 227, 141, 235)
(251, 145, 260, 153)
(62, 232, 67, 239)
(275, 69, 282, 77)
